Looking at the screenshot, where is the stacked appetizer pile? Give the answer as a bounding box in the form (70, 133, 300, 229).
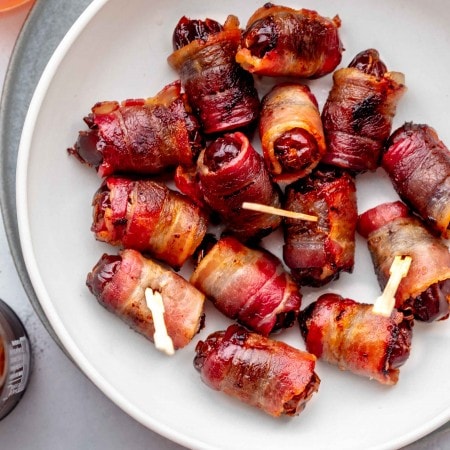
(67, 3, 450, 418)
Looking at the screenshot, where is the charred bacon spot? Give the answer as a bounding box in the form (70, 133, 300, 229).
(351, 95, 382, 133)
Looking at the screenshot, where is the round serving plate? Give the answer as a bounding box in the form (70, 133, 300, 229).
(8, 0, 450, 448)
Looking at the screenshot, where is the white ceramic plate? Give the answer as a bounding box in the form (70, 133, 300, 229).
(16, 0, 450, 448)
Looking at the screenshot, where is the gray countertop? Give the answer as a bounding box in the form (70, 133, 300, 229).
(0, 1, 448, 448)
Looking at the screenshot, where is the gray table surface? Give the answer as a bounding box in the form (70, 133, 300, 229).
(0, 0, 449, 448)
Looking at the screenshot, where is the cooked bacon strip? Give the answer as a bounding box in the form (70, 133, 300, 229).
(190, 236, 302, 336)
(236, 3, 342, 78)
(321, 49, 406, 172)
(86, 249, 205, 349)
(299, 293, 413, 385)
(168, 15, 259, 134)
(382, 122, 450, 238)
(91, 176, 208, 270)
(68, 81, 202, 178)
(357, 201, 450, 322)
(194, 324, 320, 417)
(259, 83, 326, 183)
(283, 167, 357, 287)
(197, 132, 282, 241)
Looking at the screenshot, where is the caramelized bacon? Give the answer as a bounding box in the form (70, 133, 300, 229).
(357, 201, 450, 321)
(194, 324, 320, 417)
(259, 83, 326, 183)
(236, 3, 342, 78)
(283, 167, 357, 287)
(86, 249, 205, 349)
(190, 236, 302, 336)
(196, 132, 282, 241)
(68, 81, 202, 178)
(91, 176, 208, 270)
(168, 15, 260, 134)
(382, 122, 450, 238)
(299, 293, 413, 385)
(321, 49, 406, 172)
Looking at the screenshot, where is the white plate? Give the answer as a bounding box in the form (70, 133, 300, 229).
(16, 0, 450, 448)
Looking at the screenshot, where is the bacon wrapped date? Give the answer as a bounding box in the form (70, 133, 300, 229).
(168, 15, 260, 135)
(194, 324, 320, 417)
(357, 201, 450, 322)
(236, 3, 342, 78)
(68, 81, 203, 178)
(259, 83, 326, 183)
(91, 176, 208, 270)
(382, 122, 450, 238)
(196, 132, 282, 241)
(190, 236, 302, 336)
(321, 49, 406, 172)
(299, 293, 413, 385)
(283, 167, 357, 287)
(86, 249, 205, 349)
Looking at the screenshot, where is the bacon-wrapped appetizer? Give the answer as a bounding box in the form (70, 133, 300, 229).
(168, 15, 260, 135)
(194, 324, 320, 417)
(283, 167, 357, 287)
(321, 49, 406, 173)
(196, 132, 282, 242)
(259, 83, 326, 184)
(299, 293, 413, 385)
(382, 122, 450, 238)
(236, 3, 342, 79)
(68, 81, 203, 178)
(190, 236, 302, 336)
(86, 249, 205, 350)
(91, 176, 208, 270)
(357, 201, 450, 322)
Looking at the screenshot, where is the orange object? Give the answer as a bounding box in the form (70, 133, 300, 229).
(0, 0, 32, 13)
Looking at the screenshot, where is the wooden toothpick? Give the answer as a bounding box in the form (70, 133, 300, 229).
(242, 202, 318, 222)
(372, 255, 412, 317)
(145, 288, 175, 356)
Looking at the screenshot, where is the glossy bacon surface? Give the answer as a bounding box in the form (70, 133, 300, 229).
(357, 201, 450, 322)
(197, 132, 281, 241)
(382, 122, 450, 238)
(283, 167, 357, 287)
(168, 15, 260, 134)
(299, 293, 413, 385)
(236, 3, 342, 78)
(321, 49, 406, 172)
(86, 249, 205, 349)
(91, 176, 208, 269)
(190, 236, 302, 336)
(259, 83, 326, 183)
(194, 324, 320, 417)
(68, 81, 202, 178)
